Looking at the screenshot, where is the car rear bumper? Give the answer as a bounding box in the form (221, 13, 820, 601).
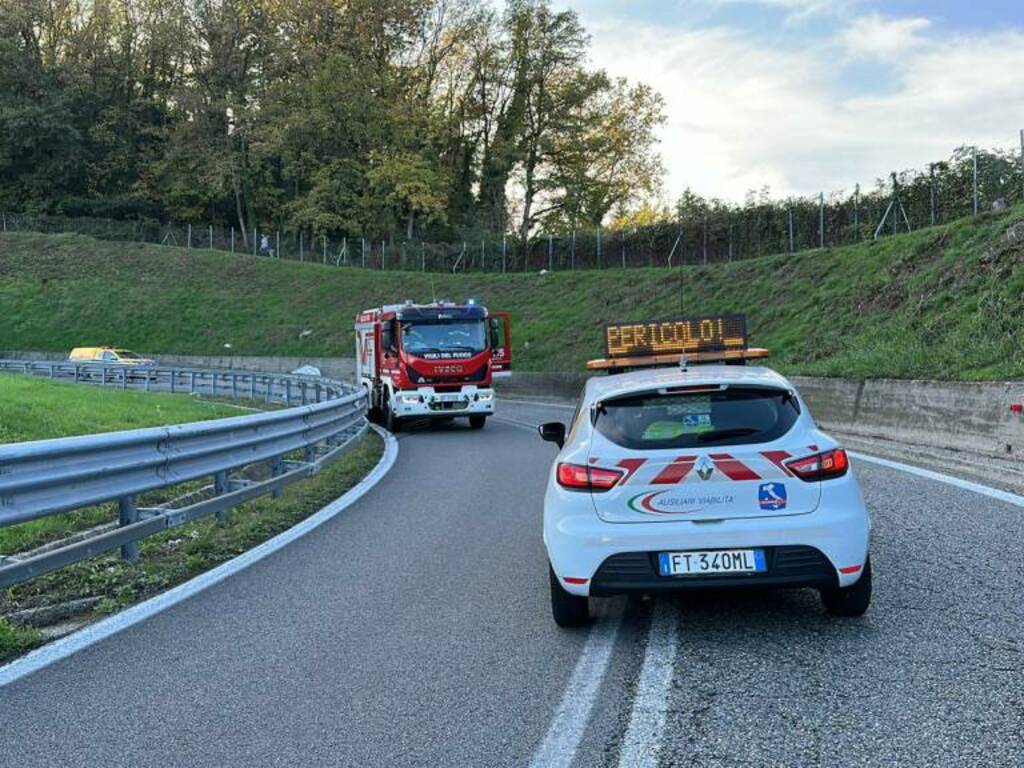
(588, 546, 838, 596)
(544, 482, 870, 597)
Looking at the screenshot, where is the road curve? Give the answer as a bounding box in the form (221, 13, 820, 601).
(1, 401, 1021, 767)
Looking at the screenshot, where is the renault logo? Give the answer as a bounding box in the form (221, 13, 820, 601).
(696, 456, 715, 481)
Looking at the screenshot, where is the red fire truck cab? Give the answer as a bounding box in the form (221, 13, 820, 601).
(355, 300, 511, 430)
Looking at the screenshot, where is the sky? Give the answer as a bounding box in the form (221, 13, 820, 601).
(556, 0, 1024, 203)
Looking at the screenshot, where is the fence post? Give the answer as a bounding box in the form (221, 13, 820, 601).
(253, 227, 257, 257)
(1020, 128, 1024, 204)
(422, 241, 426, 272)
(481, 240, 486, 271)
(118, 496, 140, 563)
(323, 236, 327, 264)
(187, 223, 192, 252)
(571, 229, 576, 270)
(728, 219, 734, 261)
(300, 231, 304, 261)
(231, 226, 235, 253)
(702, 215, 708, 265)
(854, 184, 860, 239)
(788, 205, 794, 253)
(548, 234, 553, 271)
(502, 236, 507, 273)
(819, 193, 825, 249)
(973, 147, 979, 217)
(2, 212, 6, 232)
(209, 225, 213, 250)
(929, 164, 936, 226)
(361, 238, 366, 268)
(382, 241, 387, 270)
(597, 227, 602, 268)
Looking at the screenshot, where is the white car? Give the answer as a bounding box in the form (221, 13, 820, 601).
(539, 365, 872, 627)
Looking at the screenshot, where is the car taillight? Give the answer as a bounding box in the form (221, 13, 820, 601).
(556, 462, 624, 492)
(785, 448, 849, 481)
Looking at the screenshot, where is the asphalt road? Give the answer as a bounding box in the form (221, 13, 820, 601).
(1, 401, 1021, 767)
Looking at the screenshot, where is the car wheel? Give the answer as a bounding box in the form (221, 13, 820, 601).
(549, 565, 589, 628)
(821, 557, 872, 617)
(469, 414, 487, 430)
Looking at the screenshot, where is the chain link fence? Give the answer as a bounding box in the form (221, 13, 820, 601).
(3, 136, 1022, 273)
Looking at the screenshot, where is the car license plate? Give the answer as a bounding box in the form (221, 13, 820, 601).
(658, 549, 766, 576)
(437, 393, 462, 402)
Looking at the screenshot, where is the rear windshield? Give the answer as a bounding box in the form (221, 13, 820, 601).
(593, 386, 800, 449)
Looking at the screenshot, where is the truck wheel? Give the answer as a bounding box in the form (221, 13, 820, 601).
(549, 566, 589, 628)
(383, 400, 401, 433)
(821, 557, 872, 617)
(469, 414, 487, 430)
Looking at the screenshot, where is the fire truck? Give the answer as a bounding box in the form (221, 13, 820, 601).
(355, 300, 511, 431)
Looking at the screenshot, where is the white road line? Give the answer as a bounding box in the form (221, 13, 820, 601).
(617, 600, 680, 768)
(849, 451, 1024, 509)
(529, 613, 624, 768)
(0, 425, 398, 689)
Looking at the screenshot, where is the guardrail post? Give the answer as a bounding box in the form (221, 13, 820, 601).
(232, 374, 238, 399)
(48, 363, 54, 379)
(119, 496, 140, 563)
(301, 382, 308, 405)
(249, 375, 255, 400)
(74, 365, 80, 383)
(121, 368, 127, 390)
(145, 370, 151, 391)
(190, 371, 196, 393)
(214, 471, 230, 524)
(170, 370, 176, 394)
(286, 379, 292, 406)
(212, 372, 217, 398)
(271, 456, 285, 498)
(265, 376, 271, 404)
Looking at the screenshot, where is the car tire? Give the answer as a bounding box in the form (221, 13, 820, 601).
(821, 557, 872, 617)
(469, 414, 487, 430)
(549, 566, 590, 628)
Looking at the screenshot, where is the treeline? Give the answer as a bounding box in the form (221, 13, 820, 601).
(0, 0, 665, 246)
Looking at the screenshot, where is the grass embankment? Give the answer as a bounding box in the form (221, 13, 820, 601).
(2, 206, 1024, 379)
(0, 375, 383, 663)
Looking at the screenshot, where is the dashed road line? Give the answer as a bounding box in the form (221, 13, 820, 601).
(617, 600, 680, 768)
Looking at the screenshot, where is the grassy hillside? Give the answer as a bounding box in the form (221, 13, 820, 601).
(2, 207, 1023, 380)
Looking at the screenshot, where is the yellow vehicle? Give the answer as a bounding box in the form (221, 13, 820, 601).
(68, 347, 155, 366)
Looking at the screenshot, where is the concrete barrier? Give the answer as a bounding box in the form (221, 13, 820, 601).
(497, 371, 1024, 493)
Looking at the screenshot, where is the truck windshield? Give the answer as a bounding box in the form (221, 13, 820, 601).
(401, 321, 487, 356)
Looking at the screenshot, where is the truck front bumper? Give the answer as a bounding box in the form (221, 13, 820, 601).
(391, 387, 495, 418)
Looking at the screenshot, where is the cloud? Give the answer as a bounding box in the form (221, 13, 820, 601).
(840, 13, 931, 57)
(583, 14, 1024, 203)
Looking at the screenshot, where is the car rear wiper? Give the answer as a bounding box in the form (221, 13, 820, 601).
(696, 428, 759, 442)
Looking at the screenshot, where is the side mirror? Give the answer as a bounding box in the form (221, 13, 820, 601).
(538, 421, 566, 448)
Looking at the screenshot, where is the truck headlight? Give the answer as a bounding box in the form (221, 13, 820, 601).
(477, 392, 494, 402)
(399, 394, 422, 405)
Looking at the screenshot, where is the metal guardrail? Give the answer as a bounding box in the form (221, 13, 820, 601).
(0, 360, 368, 588)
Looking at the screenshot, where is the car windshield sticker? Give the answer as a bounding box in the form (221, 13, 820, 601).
(643, 397, 713, 440)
